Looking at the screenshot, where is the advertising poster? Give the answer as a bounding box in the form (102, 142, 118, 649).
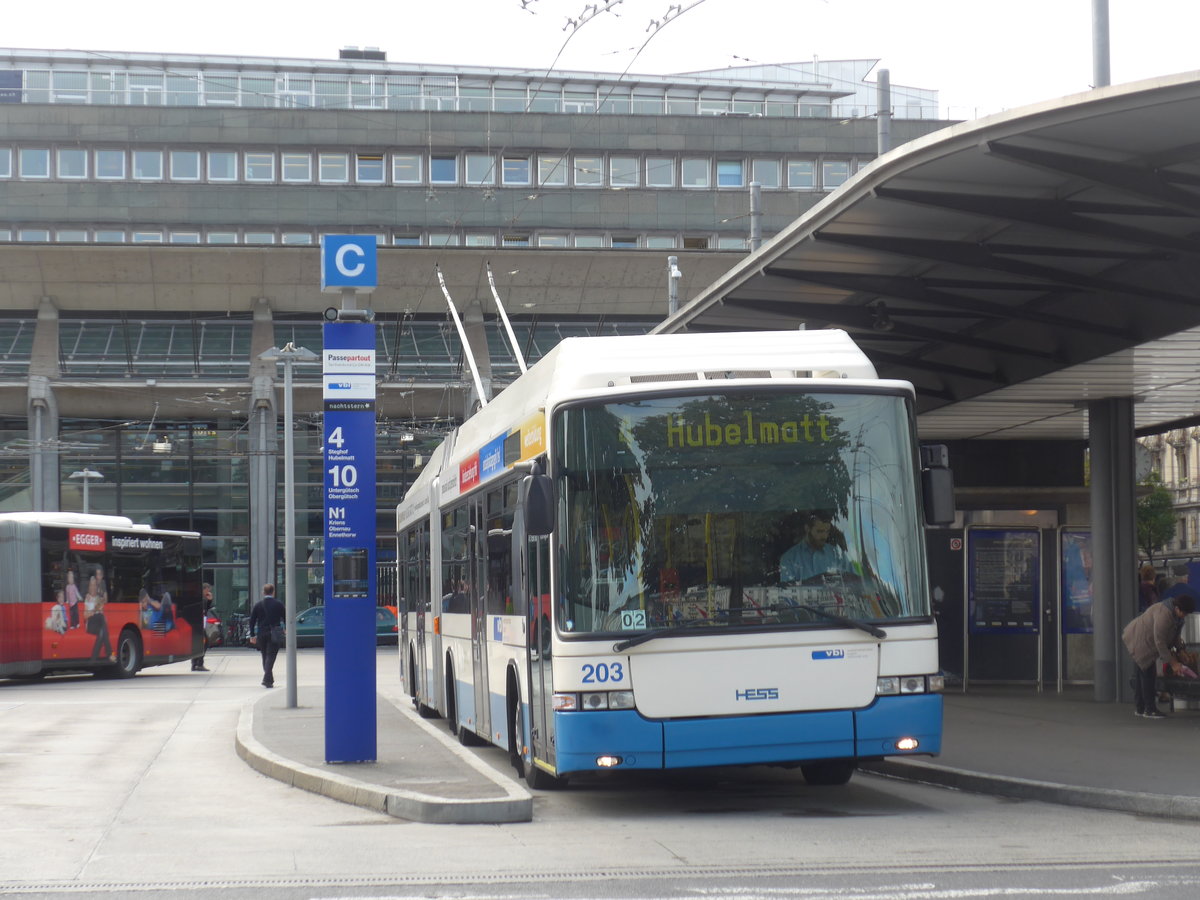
(1060, 529, 1093, 635)
(967, 528, 1040, 634)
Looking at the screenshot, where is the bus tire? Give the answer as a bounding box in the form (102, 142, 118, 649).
(509, 685, 567, 790)
(800, 759, 855, 786)
(409, 653, 437, 718)
(539, 616, 551, 657)
(445, 662, 460, 736)
(113, 629, 143, 679)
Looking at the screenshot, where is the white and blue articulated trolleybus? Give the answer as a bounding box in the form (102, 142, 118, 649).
(396, 330, 954, 788)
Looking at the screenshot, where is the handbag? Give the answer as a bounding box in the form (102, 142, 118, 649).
(86, 612, 104, 635)
(270, 623, 286, 647)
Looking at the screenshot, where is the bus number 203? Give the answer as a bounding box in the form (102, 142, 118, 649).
(581, 662, 625, 684)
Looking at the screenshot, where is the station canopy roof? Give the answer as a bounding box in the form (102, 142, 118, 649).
(656, 72, 1200, 441)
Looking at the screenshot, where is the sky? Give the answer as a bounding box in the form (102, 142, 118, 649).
(5, 0, 1200, 119)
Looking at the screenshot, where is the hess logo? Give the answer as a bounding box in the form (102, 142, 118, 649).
(735, 687, 779, 701)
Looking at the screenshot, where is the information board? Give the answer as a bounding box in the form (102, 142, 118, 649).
(322, 320, 377, 762)
(967, 528, 1040, 634)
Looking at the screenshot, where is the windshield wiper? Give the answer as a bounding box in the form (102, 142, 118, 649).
(792, 604, 887, 639)
(612, 616, 720, 652)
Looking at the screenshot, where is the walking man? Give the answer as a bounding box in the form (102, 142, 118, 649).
(248, 583, 285, 688)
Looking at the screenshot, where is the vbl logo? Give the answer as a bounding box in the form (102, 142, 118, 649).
(812, 649, 845, 660)
(735, 687, 779, 701)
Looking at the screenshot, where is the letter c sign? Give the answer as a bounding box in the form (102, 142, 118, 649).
(321, 235, 378, 292)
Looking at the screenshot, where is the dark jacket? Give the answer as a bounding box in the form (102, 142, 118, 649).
(248, 595, 285, 641)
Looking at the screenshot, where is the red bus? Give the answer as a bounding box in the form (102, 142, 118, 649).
(0, 513, 203, 679)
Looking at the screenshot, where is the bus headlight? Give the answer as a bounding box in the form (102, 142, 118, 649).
(877, 675, 943, 696)
(580, 692, 609, 710)
(608, 691, 635, 709)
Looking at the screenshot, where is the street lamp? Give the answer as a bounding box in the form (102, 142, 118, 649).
(68, 468, 104, 514)
(260, 342, 318, 710)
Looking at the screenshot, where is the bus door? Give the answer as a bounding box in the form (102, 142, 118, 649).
(525, 533, 557, 771)
(469, 500, 491, 738)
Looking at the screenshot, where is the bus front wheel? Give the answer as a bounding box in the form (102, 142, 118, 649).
(113, 629, 143, 679)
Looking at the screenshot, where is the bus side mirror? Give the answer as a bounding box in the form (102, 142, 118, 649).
(524, 473, 554, 537)
(921, 444, 956, 526)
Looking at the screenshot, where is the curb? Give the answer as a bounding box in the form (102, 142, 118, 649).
(235, 692, 532, 824)
(862, 759, 1200, 821)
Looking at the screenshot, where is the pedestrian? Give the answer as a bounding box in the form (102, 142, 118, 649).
(1137, 564, 1159, 612)
(1121, 594, 1196, 719)
(192, 583, 214, 671)
(248, 583, 285, 687)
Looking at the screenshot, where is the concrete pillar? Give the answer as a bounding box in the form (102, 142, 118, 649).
(1088, 397, 1137, 702)
(28, 298, 61, 511)
(248, 300, 278, 611)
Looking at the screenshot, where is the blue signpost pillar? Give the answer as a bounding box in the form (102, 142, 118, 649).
(320, 235, 378, 763)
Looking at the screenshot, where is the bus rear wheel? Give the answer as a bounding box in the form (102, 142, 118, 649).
(113, 629, 143, 679)
(800, 759, 855, 786)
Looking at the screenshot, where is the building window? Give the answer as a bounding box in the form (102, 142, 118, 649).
(538, 155, 567, 186)
(536, 234, 568, 247)
(427, 232, 460, 246)
(56, 229, 89, 242)
(502, 156, 531, 185)
(465, 153, 495, 185)
(574, 235, 604, 248)
(132, 231, 164, 243)
(169, 232, 201, 244)
(392, 234, 420, 246)
(319, 153, 349, 183)
(751, 159, 780, 189)
(132, 150, 163, 180)
(681, 158, 710, 188)
(245, 232, 275, 244)
(430, 155, 458, 184)
(717, 236, 747, 250)
(244, 152, 275, 181)
(611, 235, 638, 249)
(465, 234, 496, 246)
(281, 153, 312, 182)
(392, 154, 421, 184)
(822, 160, 851, 188)
(0, 148, 10, 178)
(57, 148, 88, 179)
(95, 230, 127, 243)
(282, 232, 314, 244)
(93, 150, 125, 181)
(502, 234, 530, 248)
(610, 156, 639, 187)
(682, 236, 710, 249)
(207, 232, 237, 244)
(646, 157, 674, 187)
(19, 229, 51, 242)
(645, 236, 676, 249)
(716, 160, 744, 187)
(207, 151, 237, 181)
(19, 148, 51, 178)
(356, 154, 385, 183)
(169, 150, 201, 181)
(788, 159, 815, 189)
(574, 156, 602, 187)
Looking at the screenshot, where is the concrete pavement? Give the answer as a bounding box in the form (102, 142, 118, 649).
(236, 657, 1200, 824)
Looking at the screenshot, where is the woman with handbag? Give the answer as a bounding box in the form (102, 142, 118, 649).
(248, 583, 285, 688)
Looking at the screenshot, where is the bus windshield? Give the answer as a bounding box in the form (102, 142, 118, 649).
(553, 390, 930, 637)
